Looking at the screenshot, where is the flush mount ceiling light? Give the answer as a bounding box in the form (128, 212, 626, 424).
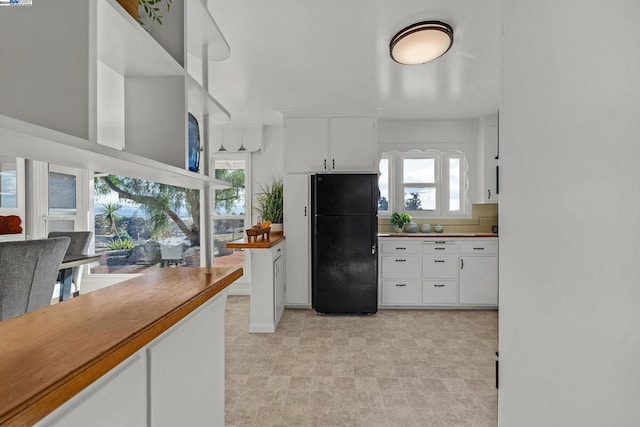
(390, 21, 454, 65)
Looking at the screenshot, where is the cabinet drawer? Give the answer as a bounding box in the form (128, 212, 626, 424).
(382, 255, 420, 278)
(381, 280, 421, 305)
(422, 280, 457, 304)
(381, 240, 422, 254)
(423, 241, 458, 254)
(459, 241, 497, 254)
(423, 256, 458, 279)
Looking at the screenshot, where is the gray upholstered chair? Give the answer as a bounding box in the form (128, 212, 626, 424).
(0, 237, 70, 321)
(48, 231, 93, 296)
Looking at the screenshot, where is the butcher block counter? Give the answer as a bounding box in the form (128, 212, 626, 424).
(0, 266, 242, 427)
(226, 231, 285, 249)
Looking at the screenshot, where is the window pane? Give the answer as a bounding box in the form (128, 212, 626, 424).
(92, 175, 200, 274)
(378, 158, 389, 211)
(404, 187, 436, 211)
(0, 159, 17, 208)
(212, 159, 246, 271)
(49, 171, 77, 215)
(449, 158, 460, 211)
(403, 158, 435, 183)
(214, 161, 246, 217)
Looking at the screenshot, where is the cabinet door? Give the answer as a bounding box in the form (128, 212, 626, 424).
(284, 118, 329, 173)
(459, 256, 498, 305)
(38, 353, 146, 427)
(329, 117, 376, 172)
(284, 174, 310, 306)
(274, 253, 285, 324)
(481, 114, 499, 203)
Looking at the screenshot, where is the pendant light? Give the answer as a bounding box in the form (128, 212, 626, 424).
(390, 21, 454, 65)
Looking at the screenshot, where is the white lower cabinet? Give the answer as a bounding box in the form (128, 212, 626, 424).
(379, 237, 498, 308)
(422, 280, 458, 304)
(459, 256, 498, 305)
(382, 280, 421, 305)
(246, 241, 286, 333)
(37, 293, 228, 427)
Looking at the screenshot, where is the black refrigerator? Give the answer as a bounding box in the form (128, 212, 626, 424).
(311, 174, 378, 314)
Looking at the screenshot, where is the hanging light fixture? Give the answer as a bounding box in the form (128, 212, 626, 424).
(390, 21, 454, 65)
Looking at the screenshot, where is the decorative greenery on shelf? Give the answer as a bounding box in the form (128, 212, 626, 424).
(255, 178, 284, 224)
(139, 0, 173, 25)
(390, 212, 412, 228)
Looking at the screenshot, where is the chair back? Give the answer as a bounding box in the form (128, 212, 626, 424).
(0, 237, 70, 321)
(47, 231, 92, 256)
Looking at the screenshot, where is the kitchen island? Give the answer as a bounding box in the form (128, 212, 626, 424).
(0, 266, 242, 427)
(227, 233, 285, 333)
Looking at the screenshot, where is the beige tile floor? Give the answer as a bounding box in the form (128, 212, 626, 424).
(225, 296, 497, 427)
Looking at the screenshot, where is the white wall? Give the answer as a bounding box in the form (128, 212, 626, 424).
(250, 125, 284, 225)
(499, 1, 640, 426)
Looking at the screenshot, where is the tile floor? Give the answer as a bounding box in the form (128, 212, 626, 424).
(225, 296, 497, 427)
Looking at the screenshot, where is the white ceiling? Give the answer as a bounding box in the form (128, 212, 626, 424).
(207, 0, 500, 126)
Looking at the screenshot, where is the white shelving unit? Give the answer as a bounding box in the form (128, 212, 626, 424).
(0, 0, 233, 264)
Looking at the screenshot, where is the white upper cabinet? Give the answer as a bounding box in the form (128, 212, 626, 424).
(284, 118, 330, 173)
(330, 117, 377, 172)
(476, 114, 499, 203)
(284, 117, 376, 173)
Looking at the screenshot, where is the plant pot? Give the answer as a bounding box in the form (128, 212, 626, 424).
(116, 0, 139, 20)
(270, 223, 283, 233)
(393, 225, 403, 233)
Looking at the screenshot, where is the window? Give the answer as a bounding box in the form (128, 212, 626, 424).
(212, 153, 250, 271)
(0, 157, 18, 209)
(380, 150, 468, 217)
(378, 155, 390, 213)
(92, 174, 201, 274)
(46, 165, 83, 233)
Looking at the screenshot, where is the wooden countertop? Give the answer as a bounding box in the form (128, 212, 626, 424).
(226, 232, 285, 249)
(378, 233, 498, 238)
(0, 266, 242, 427)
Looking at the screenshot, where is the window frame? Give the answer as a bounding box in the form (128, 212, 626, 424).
(380, 149, 469, 219)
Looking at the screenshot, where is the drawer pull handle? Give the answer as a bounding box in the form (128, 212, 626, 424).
(434, 260, 445, 263)
(435, 241, 446, 244)
(395, 283, 407, 287)
(435, 247, 446, 250)
(474, 247, 485, 250)
(395, 259, 407, 262)
(434, 284, 445, 288)
(395, 247, 406, 250)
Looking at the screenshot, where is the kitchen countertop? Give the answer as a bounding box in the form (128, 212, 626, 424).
(378, 233, 498, 238)
(226, 232, 285, 249)
(0, 266, 243, 426)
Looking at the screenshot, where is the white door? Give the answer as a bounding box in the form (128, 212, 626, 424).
(283, 174, 310, 306)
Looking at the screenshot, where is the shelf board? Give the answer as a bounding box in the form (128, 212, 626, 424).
(187, 75, 231, 119)
(0, 114, 230, 190)
(186, 0, 230, 61)
(97, 0, 184, 76)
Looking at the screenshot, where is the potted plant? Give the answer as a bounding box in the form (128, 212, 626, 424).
(255, 178, 284, 232)
(116, 0, 172, 24)
(390, 212, 412, 233)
